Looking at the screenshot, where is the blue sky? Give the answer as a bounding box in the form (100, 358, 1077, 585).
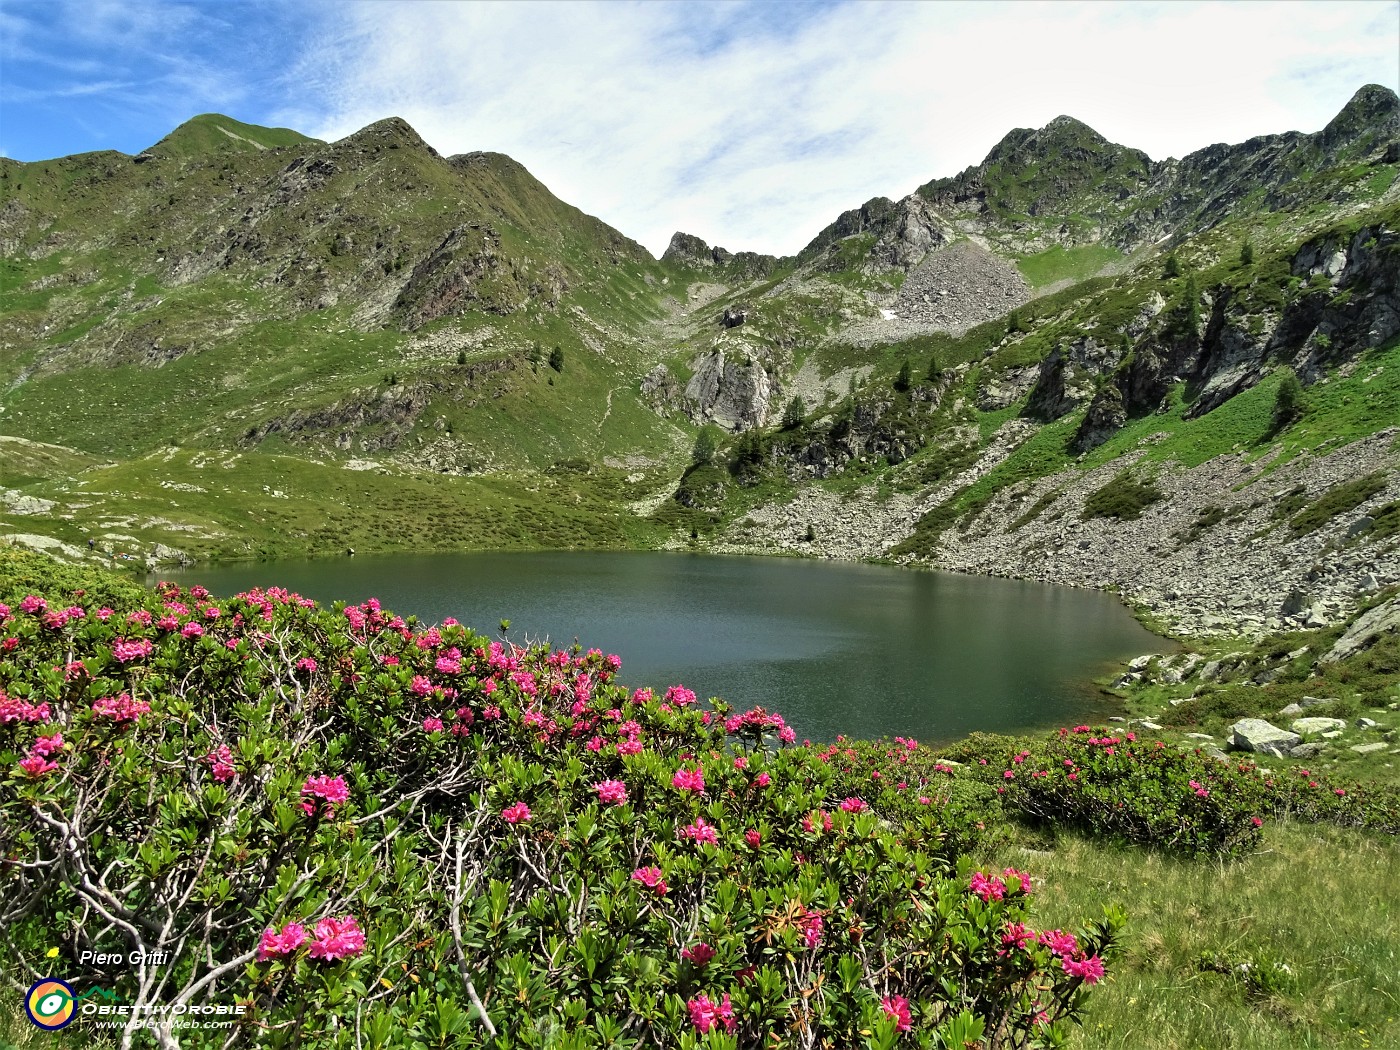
(2, 0, 1398, 256)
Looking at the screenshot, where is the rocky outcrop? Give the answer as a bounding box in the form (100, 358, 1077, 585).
(977, 366, 1038, 411)
(1321, 597, 1400, 663)
(683, 344, 776, 430)
(394, 224, 532, 330)
(242, 358, 517, 452)
(661, 232, 777, 279)
(1073, 384, 1127, 452)
(1023, 336, 1124, 421)
(639, 364, 681, 415)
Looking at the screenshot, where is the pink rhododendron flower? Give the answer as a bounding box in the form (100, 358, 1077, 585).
(423, 717, 445, 733)
(92, 692, 151, 723)
(308, 916, 366, 962)
(300, 775, 350, 816)
(686, 993, 735, 1034)
(205, 745, 236, 783)
(31, 732, 63, 758)
(680, 817, 718, 844)
(1062, 954, 1105, 984)
(681, 942, 716, 967)
(1001, 921, 1035, 952)
(111, 638, 155, 663)
(664, 684, 696, 707)
(296, 657, 317, 673)
(181, 621, 204, 638)
(1001, 867, 1033, 894)
(779, 725, 796, 744)
(798, 909, 823, 948)
(881, 995, 912, 1033)
(19, 754, 58, 778)
(631, 866, 667, 895)
(1189, 779, 1210, 798)
(410, 675, 433, 697)
(755, 772, 771, 787)
(672, 766, 705, 792)
(18, 595, 46, 614)
(257, 922, 308, 960)
(616, 738, 644, 756)
(839, 797, 868, 812)
(586, 736, 603, 752)
(502, 802, 531, 824)
(595, 780, 628, 805)
(0, 694, 51, 724)
(1039, 929, 1079, 958)
(745, 828, 762, 848)
(970, 872, 1006, 902)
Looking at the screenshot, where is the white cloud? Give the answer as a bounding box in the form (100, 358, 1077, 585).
(280, 0, 1400, 258)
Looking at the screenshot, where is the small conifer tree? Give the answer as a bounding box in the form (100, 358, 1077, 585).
(548, 346, 565, 372)
(1239, 241, 1255, 266)
(1272, 368, 1306, 431)
(894, 359, 912, 393)
(1163, 254, 1181, 279)
(781, 395, 805, 430)
(691, 427, 717, 466)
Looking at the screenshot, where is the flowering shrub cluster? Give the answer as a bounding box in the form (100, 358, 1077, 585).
(0, 550, 1118, 1048)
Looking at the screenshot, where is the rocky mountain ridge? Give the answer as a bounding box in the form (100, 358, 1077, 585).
(2, 91, 1398, 643)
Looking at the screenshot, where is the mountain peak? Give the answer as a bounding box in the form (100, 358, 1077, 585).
(1319, 83, 1400, 155)
(148, 113, 318, 159)
(334, 117, 439, 157)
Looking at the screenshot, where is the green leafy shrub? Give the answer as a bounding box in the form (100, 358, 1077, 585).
(1081, 472, 1165, 521)
(1288, 471, 1387, 537)
(1003, 729, 1265, 857)
(0, 551, 1119, 1048)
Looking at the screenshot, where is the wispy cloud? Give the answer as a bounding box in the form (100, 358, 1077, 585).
(278, 0, 1400, 257)
(4, 0, 1397, 254)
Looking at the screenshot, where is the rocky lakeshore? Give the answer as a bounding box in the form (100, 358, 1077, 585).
(703, 426, 1400, 639)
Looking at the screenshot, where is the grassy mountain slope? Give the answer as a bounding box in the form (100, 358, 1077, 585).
(1, 91, 1397, 620)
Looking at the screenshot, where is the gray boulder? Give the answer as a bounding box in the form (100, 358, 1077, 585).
(1291, 717, 1347, 734)
(1350, 742, 1388, 755)
(1227, 719, 1302, 757)
(1288, 742, 1330, 759)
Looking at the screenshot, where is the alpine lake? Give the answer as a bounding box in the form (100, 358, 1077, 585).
(167, 551, 1173, 744)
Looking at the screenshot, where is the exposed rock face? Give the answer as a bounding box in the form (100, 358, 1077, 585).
(977, 365, 1038, 411)
(639, 363, 681, 415)
(1023, 336, 1124, 421)
(661, 232, 777, 279)
(243, 359, 517, 451)
(891, 241, 1030, 333)
(1322, 598, 1400, 663)
(394, 224, 532, 330)
(683, 344, 775, 430)
(868, 196, 953, 270)
(722, 305, 748, 328)
(1073, 384, 1127, 452)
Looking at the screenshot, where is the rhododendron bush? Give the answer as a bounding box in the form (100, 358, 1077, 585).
(0, 551, 1119, 1048)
